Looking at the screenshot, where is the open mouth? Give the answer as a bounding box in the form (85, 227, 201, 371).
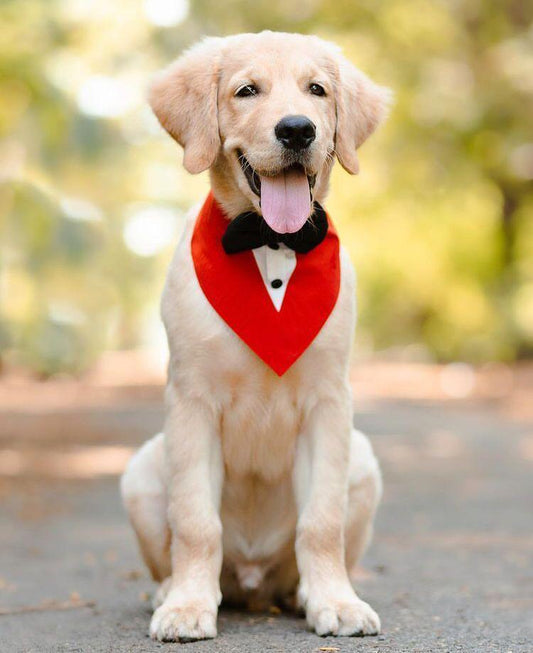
(237, 151, 317, 234)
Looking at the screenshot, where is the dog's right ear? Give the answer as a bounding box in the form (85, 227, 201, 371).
(149, 38, 223, 174)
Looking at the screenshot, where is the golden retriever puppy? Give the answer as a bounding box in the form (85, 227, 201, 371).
(121, 31, 390, 642)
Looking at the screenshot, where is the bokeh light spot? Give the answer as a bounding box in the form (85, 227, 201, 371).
(123, 206, 180, 257)
(77, 76, 137, 118)
(143, 0, 189, 27)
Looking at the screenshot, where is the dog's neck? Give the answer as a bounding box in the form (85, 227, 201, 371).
(208, 154, 334, 221)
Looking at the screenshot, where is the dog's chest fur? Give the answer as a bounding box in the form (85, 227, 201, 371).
(219, 369, 302, 480)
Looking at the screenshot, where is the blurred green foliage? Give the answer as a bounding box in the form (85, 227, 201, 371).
(1, 0, 532, 375)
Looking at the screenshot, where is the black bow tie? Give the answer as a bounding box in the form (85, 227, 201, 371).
(222, 202, 328, 255)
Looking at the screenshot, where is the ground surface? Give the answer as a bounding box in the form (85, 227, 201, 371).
(1, 375, 532, 652)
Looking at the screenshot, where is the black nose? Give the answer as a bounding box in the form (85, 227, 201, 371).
(275, 115, 316, 151)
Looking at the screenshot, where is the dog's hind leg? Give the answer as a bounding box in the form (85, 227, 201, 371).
(344, 429, 382, 578)
(121, 433, 171, 584)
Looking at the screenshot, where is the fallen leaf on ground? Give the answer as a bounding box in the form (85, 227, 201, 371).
(121, 569, 144, 581)
(0, 596, 95, 616)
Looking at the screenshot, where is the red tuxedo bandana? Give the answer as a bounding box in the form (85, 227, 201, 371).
(191, 193, 341, 376)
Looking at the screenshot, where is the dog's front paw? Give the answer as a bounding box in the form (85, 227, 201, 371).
(149, 600, 217, 642)
(152, 576, 172, 610)
(305, 591, 380, 637)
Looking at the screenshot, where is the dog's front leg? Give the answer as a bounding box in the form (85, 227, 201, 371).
(294, 395, 381, 637)
(150, 394, 223, 642)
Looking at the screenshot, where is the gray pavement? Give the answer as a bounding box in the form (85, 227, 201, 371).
(1, 395, 532, 652)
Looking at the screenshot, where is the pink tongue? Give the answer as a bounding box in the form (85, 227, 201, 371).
(260, 167, 311, 234)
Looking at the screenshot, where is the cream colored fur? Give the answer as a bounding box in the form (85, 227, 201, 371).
(121, 31, 389, 643)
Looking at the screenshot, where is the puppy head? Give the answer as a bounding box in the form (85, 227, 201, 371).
(150, 32, 391, 229)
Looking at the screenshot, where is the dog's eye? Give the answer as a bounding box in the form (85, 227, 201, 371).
(235, 84, 258, 98)
(309, 83, 326, 97)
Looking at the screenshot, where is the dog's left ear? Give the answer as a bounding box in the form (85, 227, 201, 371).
(149, 38, 223, 174)
(333, 55, 392, 175)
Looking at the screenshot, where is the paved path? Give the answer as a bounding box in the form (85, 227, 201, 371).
(1, 394, 532, 652)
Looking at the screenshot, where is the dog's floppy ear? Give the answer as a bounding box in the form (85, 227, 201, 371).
(333, 54, 391, 175)
(149, 38, 223, 174)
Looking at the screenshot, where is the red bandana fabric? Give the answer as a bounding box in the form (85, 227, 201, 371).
(191, 192, 341, 376)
